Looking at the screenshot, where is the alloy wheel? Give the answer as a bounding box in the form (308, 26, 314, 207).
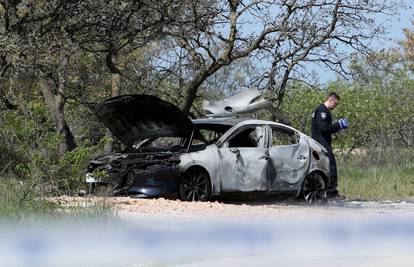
(180, 169, 211, 202)
(302, 173, 326, 205)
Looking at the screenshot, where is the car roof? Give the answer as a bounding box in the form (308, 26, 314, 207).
(191, 117, 247, 126)
(192, 117, 301, 134)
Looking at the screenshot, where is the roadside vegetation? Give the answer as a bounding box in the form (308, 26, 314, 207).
(0, 178, 115, 220)
(0, 99, 114, 219)
(339, 155, 414, 200)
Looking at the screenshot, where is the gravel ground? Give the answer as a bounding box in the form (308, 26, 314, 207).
(54, 196, 414, 222)
(45, 196, 414, 267)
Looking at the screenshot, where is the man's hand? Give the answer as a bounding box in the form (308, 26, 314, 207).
(338, 118, 349, 129)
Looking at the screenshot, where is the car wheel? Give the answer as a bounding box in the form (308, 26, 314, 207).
(180, 169, 211, 202)
(301, 173, 326, 205)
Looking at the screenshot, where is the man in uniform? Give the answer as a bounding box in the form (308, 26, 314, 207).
(311, 92, 348, 199)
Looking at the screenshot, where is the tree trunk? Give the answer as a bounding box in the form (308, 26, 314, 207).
(39, 78, 76, 156)
(104, 73, 121, 153)
(180, 78, 204, 115)
(268, 107, 291, 125)
(180, 65, 221, 115)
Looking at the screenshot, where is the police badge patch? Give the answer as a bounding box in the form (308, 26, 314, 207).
(321, 112, 327, 120)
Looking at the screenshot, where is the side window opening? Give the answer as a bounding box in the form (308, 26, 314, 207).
(228, 126, 265, 148)
(271, 127, 298, 146)
(199, 129, 222, 144)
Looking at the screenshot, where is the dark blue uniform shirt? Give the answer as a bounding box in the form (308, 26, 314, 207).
(311, 104, 341, 149)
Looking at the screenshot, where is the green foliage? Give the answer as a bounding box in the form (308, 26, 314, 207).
(0, 95, 104, 196)
(281, 55, 414, 200)
(0, 94, 118, 219)
(281, 78, 414, 153)
(280, 83, 325, 134)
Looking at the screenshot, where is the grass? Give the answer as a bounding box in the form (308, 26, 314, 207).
(338, 158, 414, 201)
(0, 179, 116, 221)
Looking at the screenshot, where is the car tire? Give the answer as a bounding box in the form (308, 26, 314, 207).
(179, 168, 211, 202)
(301, 172, 326, 205)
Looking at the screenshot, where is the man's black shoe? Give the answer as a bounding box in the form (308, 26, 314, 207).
(326, 191, 346, 200)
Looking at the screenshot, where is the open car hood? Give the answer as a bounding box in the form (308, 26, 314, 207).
(95, 95, 194, 147)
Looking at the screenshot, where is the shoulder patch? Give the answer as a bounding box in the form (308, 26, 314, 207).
(320, 112, 327, 120)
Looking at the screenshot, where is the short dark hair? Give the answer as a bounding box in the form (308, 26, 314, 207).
(326, 92, 340, 101)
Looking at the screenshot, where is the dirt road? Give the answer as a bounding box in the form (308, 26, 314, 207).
(54, 196, 414, 223)
(6, 197, 411, 267)
(118, 198, 414, 267)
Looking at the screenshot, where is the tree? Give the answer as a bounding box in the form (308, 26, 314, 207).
(159, 0, 399, 120)
(61, 0, 168, 152)
(0, 0, 188, 154)
(0, 1, 87, 155)
(401, 17, 414, 61)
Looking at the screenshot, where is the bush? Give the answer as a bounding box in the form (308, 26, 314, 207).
(0, 95, 103, 197)
(281, 80, 414, 162)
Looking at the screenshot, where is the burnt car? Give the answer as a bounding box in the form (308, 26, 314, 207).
(86, 94, 330, 203)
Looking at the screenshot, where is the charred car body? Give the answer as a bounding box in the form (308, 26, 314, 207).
(87, 91, 330, 203)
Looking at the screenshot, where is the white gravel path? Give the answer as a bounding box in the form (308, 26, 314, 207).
(43, 196, 414, 267)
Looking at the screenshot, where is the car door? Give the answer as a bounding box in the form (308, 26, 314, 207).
(268, 126, 310, 191)
(218, 125, 270, 192)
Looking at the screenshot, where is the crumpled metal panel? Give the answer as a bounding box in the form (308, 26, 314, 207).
(217, 125, 270, 192)
(305, 136, 331, 183)
(203, 88, 271, 118)
(268, 135, 310, 188)
(178, 125, 271, 194)
(218, 147, 269, 192)
(178, 145, 222, 195)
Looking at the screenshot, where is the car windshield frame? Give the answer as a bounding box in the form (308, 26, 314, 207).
(133, 128, 208, 152)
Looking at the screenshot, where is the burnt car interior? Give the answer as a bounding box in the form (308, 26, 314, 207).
(128, 124, 233, 154)
(196, 124, 231, 143)
(131, 136, 204, 153)
(134, 137, 189, 152)
(228, 128, 259, 148)
(130, 123, 269, 153)
(270, 126, 299, 146)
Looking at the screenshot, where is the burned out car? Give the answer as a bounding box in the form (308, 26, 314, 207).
(86, 94, 330, 203)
